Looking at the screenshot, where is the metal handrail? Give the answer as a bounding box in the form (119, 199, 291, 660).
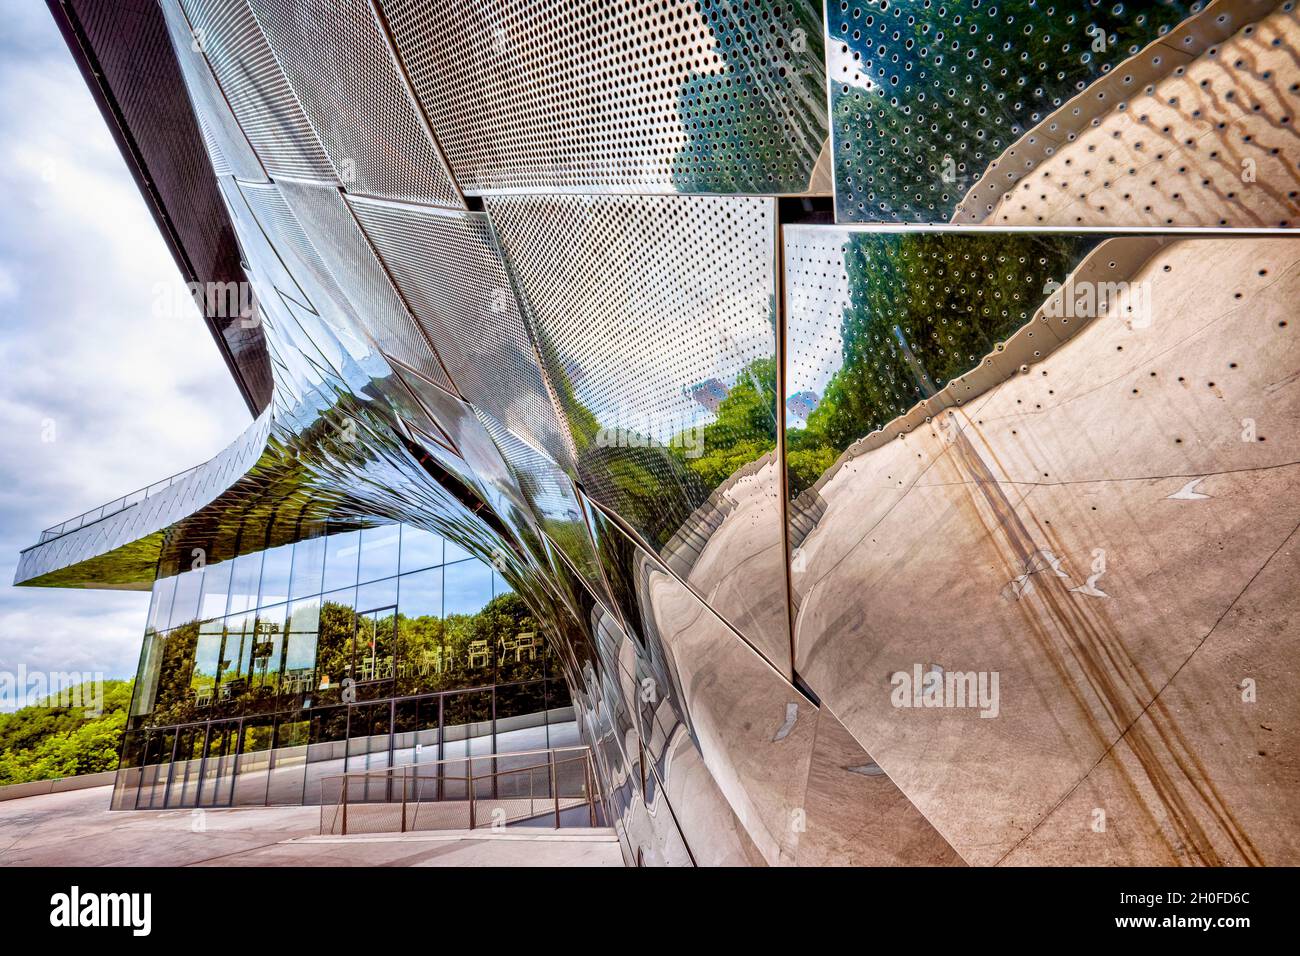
(38, 461, 204, 543)
(320, 746, 601, 836)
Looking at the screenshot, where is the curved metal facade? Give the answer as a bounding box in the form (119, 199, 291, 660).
(19, 0, 1300, 865)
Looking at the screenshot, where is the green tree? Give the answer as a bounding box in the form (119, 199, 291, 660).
(0, 680, 133, 785)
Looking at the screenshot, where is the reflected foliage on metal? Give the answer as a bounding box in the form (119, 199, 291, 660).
(828, 0, 1296, 225)
(785, 227, 1300, 864)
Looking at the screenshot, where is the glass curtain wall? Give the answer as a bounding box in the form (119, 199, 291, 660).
(112, 522, 577, 809)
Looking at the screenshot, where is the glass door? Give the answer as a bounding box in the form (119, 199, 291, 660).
(198, 720, 239, 807)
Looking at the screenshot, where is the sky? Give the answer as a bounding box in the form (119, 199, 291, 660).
(0, 6, 249, 704)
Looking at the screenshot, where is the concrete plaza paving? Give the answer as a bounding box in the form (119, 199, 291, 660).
(0, 785, 623, 867)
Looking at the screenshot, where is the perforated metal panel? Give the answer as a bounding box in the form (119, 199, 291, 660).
(233, 178, 454, 393)
(160, 0, 266, 182)
(782, 226, 1300, 863)
(486, 192, 790, 671)
(826, 0, 1292, 223)
(487, 193, 777, 467)
(379, 0, 828, 194)
(244, 0, 461, 206)
(346, 195, 573, 468)
(179, 0, 336, 182)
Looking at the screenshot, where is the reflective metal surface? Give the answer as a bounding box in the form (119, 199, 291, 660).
(785, 226, 1300, 864)
(379, 0, 829, 195)
(180, 0, 337, 182)
(246, 0, 464, 206)
(487, 192, 792, 672)
(828, 0, 1297, 225)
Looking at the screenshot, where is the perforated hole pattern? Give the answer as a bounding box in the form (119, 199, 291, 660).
(984, 4, 1300, 228)
(485, 193, 777, 548)
(829, 0, 1211, 221)
(246, 0, 462, 207)
(380, 0, 828, 194)
(181, 0, 337, 182)
(160, 0, 266, 182)
(783, 228, 1097, 494)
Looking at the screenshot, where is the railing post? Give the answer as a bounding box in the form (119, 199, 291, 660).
(468, 760, 476, 830)
(341, 777, 348, 836)
(400, 767, 408, 833)
(550, 750, 560, 829)
(586, 752, 596, 827)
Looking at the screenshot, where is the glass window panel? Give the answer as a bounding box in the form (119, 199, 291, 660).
(495, 681, 548, 755)
(258, 542, 294, 608)
(145, 575, 176, 634)
(168, 568, 204, 629)
(346, 702, 392, 795)
(198, 721, 238, 807)
(248, 606, 287, 699)
(399, 525, 443, 573)
(288, 597, 321, 635)
(493, 590, 543, 685)
(441, 690, 493, 800)
(443, 560, 492, 616)
(283, 596, 320, 700)
(355, 608, 396, 701)
(218, 613, 254, 705)
(284, 632, 318, 701)
(357, 523, 400, 584)
(443, 561, 494, 688)
(152, 624, 199, 726)
(304, 706, 349, 806)
(396, 567, 443, 696)
(199, 560, 232, 621)
(267, 715, 309, 805)
(393, 696, 440, 771)
(111, 731, 146, 809)
(357, 576, 398, 613)
(226, 550, 263, 615)
(170, 725, 206, 808)
(131, 629, 166, 719)
(192, 621, 223, 710)
(142, 729, 177, 809)
(399, 566, 442, 617)
(322, 529, 361, 593)
(289, 535, 326, 600)
(233, 715, 276, 806)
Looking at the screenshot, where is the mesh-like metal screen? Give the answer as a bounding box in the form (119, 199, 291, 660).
(486, 192, 779, 551)
(379, 0, 828, 194)
(180, 0, 336, 181)
(160, 0, 266, 182)
(246, 0, 462, 206)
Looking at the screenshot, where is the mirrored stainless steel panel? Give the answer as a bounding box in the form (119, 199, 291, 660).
(245, 0, 463, 207)
(827, 0, 1296, 225)
(180, 0, 337, 182)
(784, 225, 1300, 864)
